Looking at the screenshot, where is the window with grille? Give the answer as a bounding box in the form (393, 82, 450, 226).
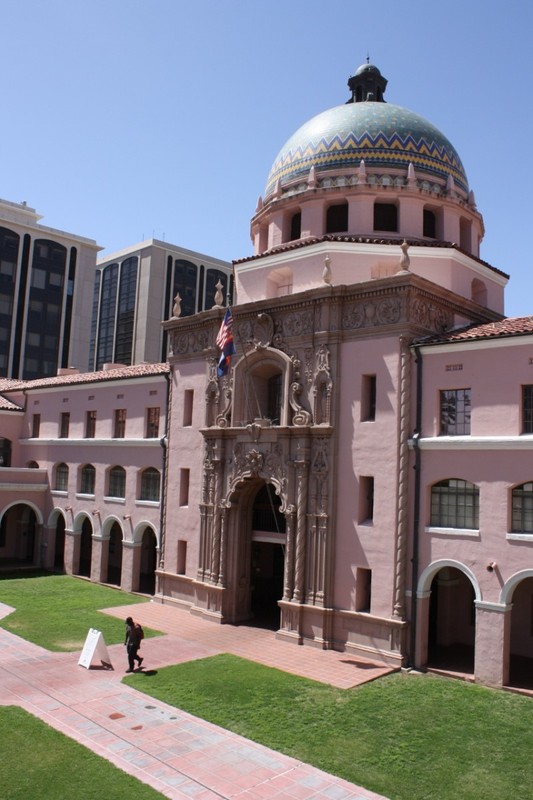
(113, 409, 126, 438)
(80, 464, 95, 495)
(59, 412, 70, 438)
(440, 388, 471, 435)
(85, 410, 96, 438)
(522, 386, 533, 434)
(55, 462, 69, 492)
(108, 466, 126, 498)
(145, 407, 160, 438)
(32, 414, 41, 438)
(139, 468, 161, 501)
(431, 479, 479, 529)
(512, 482, 533, 532)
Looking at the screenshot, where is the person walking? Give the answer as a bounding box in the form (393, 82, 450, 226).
(124, 616, 144, 673)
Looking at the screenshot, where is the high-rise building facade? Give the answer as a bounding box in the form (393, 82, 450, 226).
(88, 239, 232, 370)
(0, 198, 100, 379)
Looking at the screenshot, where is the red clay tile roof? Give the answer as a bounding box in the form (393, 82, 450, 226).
(0, 363, 170, 393)
(234, 236, 510, 279)
(418, 316, 533, 345)
(0, 396, 23, 412)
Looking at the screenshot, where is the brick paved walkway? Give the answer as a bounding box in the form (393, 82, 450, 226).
(0, 600, 393, 799)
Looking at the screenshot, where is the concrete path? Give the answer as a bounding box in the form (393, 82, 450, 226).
(0, 600, 393, 800)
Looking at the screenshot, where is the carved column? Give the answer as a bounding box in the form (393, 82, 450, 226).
(218, 502, 230, 587)
(292, 457, 309, 603)
(393, 335, 411, 618)
(210, 463, 223, 583)
(282, 506, 296, 601)
(198, 443, 215, 581)
(315, 514, 327, 606)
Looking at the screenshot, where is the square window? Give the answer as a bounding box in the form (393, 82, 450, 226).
(522, 386, 533, 434)
(440, 388, 471, 435)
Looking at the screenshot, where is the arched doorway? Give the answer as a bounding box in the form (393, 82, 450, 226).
(106, 522, 123, 586)
(249, 483, 286, 629)
(78, 518, 93, 578)
(427, 566, 476, 676)
(508, 576, 533, 690)
(139, 527, 157, 594)
(0, 504, 38, 567)
(54, 514, 65, 571)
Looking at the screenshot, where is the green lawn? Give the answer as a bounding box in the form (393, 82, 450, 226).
(2, 572, 533, 800)
(0, 706, 165, 800)
(125, 653, 533, 800)
(0, 571, 158, 650)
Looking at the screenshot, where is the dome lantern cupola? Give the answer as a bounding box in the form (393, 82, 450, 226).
(347, 59, 388, 103)
(251, 60, 484, 261)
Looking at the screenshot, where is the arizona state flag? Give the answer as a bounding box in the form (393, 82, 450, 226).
(216, 307, 236, 377)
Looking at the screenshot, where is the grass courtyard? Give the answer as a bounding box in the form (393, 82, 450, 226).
(1, 571, 533, 800)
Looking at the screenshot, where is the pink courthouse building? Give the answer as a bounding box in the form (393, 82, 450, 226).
(0, 61, 532, 690)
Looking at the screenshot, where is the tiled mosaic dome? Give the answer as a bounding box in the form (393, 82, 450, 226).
(265, 100, 468, 198)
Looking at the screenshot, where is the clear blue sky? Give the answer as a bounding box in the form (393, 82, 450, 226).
(3, 0, 532, 317)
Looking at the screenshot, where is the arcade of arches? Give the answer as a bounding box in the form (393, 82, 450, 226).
(0, 504, 158, 597)
(417, 565, 533, 691)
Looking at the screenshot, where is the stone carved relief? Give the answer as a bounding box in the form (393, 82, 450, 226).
(410, 298, 450, 332)
(202, 441, 216, 505)
(169, 329, 210, 356)
(283, 310, 314, 337)
(376, 297, 402, 325)
(236, 319, 254, 352)
(342, 303, 365, 330)
(312, 345, 333, 425)
(289, 356, 312, 426)
(215, 382, 233, 428)
(253, 313, 274, 349)
(231, 442, 287, 505)
(272, 319, 288, 353)
(205, 358, 220, 427)
(311, 437, 330, 515)
(304, 348, 314, 386)
(342, 296, 403, 330)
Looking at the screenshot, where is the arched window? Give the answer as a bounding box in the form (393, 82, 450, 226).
(512, 483, 533, 533)
(246, 365, 284, 425)
(55, 462, 69, 492)
(326, 203, 348, 234)
(431, 479, 479, 529)
(140, 468, 161, 502)
(108, 466, 126, 498)
(80, 464, 96, 495)
(289, 212, 301, 241)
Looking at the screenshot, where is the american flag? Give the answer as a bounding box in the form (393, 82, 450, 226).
(216, 307, 234, 349)
(216, 307, 236, 377)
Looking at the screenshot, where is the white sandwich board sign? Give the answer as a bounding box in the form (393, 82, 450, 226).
(78, 627, 112, 669)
